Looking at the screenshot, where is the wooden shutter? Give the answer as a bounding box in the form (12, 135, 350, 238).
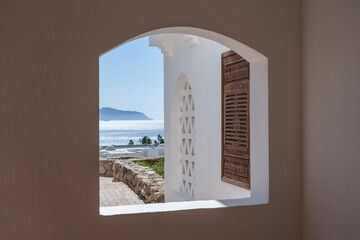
(221, 50, 250, 189)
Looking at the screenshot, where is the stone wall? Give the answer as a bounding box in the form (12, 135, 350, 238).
(99, 157, 165, 204)
(113, 159, 165, 203)
(99, 159, 115, 177)
(99, 156, 133, 177)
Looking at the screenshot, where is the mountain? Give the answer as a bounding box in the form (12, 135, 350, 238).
(99, 107, 152, 121)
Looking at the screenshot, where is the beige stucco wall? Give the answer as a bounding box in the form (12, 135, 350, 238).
(303, 0, 360, 239)
(0, 1, 302, 239)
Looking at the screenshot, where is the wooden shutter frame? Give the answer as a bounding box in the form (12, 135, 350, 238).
(221, 50, 251, 189)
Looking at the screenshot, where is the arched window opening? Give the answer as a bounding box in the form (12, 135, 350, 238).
(99, 27, 269, 216)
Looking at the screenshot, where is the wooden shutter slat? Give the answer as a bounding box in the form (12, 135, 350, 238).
(221, 50, 250, 189)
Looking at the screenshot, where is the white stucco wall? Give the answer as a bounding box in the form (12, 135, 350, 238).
(150, 33, 268, 203)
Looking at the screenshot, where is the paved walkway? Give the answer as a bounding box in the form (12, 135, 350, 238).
(99, 177, 144, 207)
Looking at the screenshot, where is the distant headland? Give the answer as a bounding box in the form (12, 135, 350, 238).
(99, 107, 152, 121)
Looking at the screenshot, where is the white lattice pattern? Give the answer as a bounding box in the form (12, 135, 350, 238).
(180, 81, 196, 199)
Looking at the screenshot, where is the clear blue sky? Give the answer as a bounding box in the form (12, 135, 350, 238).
(99, 37, 164, 120)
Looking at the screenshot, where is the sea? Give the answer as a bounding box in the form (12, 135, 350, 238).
(99, 120, 164, 146)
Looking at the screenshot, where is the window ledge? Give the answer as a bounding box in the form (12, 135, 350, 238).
(99, 197, 267, 216)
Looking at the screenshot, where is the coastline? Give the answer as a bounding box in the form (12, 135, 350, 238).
(99, 144, 164, 158)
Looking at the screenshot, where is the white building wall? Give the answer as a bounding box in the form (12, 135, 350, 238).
(150, 34, 263, 202)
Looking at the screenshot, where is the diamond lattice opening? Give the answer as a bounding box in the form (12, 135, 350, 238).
(179, 81, 196, 199)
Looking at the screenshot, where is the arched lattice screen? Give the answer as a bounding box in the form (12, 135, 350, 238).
(180, 81, 196, 199)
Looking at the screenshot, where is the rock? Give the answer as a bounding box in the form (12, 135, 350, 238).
(104, 170, 113, 177)
(99, 166, 106, 175)
(147, 195, 154, 202)
(153, 192, 164, 202)
(104, 163, 112, 171)
(119, 172, 124, 181)
(126, 173, 132, 181)
(150, 187, 159, 194)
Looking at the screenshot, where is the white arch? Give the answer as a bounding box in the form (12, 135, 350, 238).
(101, 27, 267, 63)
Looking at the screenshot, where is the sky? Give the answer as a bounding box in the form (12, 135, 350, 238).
(99, 36, 164, 120)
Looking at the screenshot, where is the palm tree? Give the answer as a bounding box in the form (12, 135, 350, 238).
(157, 134, 164, 144)
(141, 136, 151, 145)
(128, 139, 134, 145)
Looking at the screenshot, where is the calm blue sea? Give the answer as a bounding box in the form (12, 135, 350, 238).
(99, 120, 164, 146)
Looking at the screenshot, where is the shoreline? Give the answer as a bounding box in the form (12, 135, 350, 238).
(99, 144, 164, 158)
